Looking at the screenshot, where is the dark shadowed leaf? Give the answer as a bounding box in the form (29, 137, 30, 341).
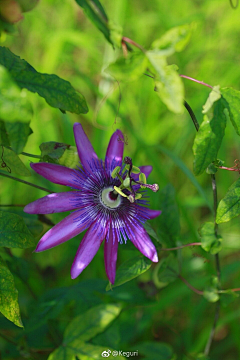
(5, 121, 32, 154)
(64, 304, 121, 343)
(0, 211, 36, 248)
(199, 222, 222, 254)
(0, 47, 88, 114)
(0, 120, 10, 147)
(216, 178, 240, 223)
(157, 184, 180, 247)
(1, 146, 31, 176)
(137, 341, 175, 360)
(193, 98, 227, 176)
(221, 87, 240, 136)
(106, 255, 152, 291)
(0, 257, 23, 327)
(153, 253, 178, 289)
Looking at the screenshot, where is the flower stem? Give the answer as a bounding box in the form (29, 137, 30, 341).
(178, 274, 203, 295)
(184, 102, 221, 356)
(4, 146, 41, 159)
(161, 242, 201, 251)
(180, 75, 213, 89)
(184, 101, 199, 131)
(122, 37, 146, 53)
(0, 171, 53, 194)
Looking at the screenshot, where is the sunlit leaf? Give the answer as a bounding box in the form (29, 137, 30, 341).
(106, 255, 152, 291)
(146, 51, 184, 113)
(0, 46, 88, 114)
(0, 211, 36, 248)
(202, 85, 221, 114)
(0, 256, 23, 327)
(64, 304, 121, 343)
(193, 98, 227, 176)
(216, 178, 240, 223)
(105, 52, 148, 82)
(151, 23, 193, 56)
(157, 184, 180, 247)
(199, 222, 222, 254)
(0, 146, 31, 176)
(0, 65, 32, 123)
(221, 87, 240, 136)
(5, 121, 32, 154)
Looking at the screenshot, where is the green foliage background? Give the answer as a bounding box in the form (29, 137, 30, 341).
(1, 0, 240, 359)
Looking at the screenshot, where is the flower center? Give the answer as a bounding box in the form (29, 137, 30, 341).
(101, 186, 121, 209)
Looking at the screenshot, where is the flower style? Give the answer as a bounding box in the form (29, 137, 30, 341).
(24, 123, 161, 284)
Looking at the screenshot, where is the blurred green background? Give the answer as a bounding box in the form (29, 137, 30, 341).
(1, 0, 240, 359)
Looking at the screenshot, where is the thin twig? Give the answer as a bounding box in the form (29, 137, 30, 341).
(161, 242, 201, 251)
(0, 171, 53, 194)
(180, 75, 213, 89)
(122, 37, 146, 52)
(184, 101, 199, 131)
(178, 274, 203, 295)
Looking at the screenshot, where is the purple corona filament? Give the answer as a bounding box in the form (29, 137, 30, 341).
(24, 123, 161, 284)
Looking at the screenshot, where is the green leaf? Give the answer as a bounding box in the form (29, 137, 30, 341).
(151, 23, 193, 56)
(157, 184, 180, 247)
(0, 65, 33, 123)
(64, 304, 121, 343)
(0, 146, 31, 176)
(0, 120, 10, 147)
(105, 53, 148, 82)
(202, 85, 221, 114)
(199, 222, 222, 254)
(144, 221, 162, 244)
(106, 255, 152, 291)
(193, 98, 227, 176)
(221, 87, 240, 136)
(153, 254, 178, 289)
(203, 287, 219, 303)
(216, 177, 240, 223)
(0, 211, 36, 248)
(146, 51, 184, 113)
(0, 256, 23, 327)
(137, 341, 176, 360)
(75, 0, 112, 45)
(48, 342, 126, 360)
(0, 46, 88, 114)
(40, 141, 68, 163)
(5, 121, 32, 154)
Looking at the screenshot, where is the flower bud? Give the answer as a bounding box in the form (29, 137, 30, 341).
(16, 0, 39, 12)
(0, 0, 23, 23)
(58, 146, 79, 169)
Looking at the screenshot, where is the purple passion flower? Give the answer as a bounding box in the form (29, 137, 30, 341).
(24, 123, 161, 284)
